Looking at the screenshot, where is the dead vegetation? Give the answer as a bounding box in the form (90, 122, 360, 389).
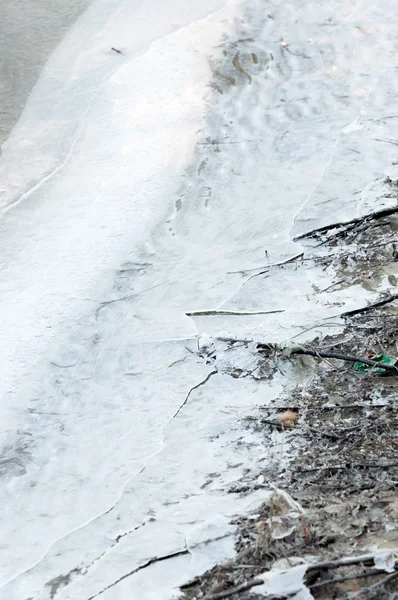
(178, 194, 398, 599)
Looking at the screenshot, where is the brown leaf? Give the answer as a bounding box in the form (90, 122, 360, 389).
(276, 410, 297, 427)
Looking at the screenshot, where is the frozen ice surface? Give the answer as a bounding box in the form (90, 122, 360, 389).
(1, 0, 398, 598)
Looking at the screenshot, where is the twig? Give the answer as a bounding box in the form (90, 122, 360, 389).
(366, 237, 396, 249)
(308, 568, 393, 590)
(260, 418, 285, 427)
(216, 336, 254, 344)
(185, 309, 284, 317)
(306, 553, 384, 571)
(296, 462, 398, 474)
(294, 206, 398, 241)
(346, 569, 398, 598)
(227, 252, 304, 275)
(50, 362, 77, 369)
(168, 358, 187, 368)
(230, 564, 262, 569)
(203, 559, 398, 599)
(203, 579, 263, 600)
(318, 279, 345, 293)
(305, 426, 343, 440)
(259, 418, 342, 437)
(375, 137, 398, 146)
(326, 404, 393, 409)
(290, 347, 398, 373)
(197, 140, 262, 146)
(342, 294, 398, 317)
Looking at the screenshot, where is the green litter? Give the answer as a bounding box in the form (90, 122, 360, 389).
(353, 353, 396, 375)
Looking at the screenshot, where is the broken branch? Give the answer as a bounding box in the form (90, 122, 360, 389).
(296, 462, 398, 474)
(350, 569, 398, 597)
(186, 309, 284, 317)
(306, 552, 386, 572)
(228, 252, 304, 275)
(309, 567, 393, 590)
(342, 293, 398, 317)
(289, 347, 398, 373)
(294, 205, 398, 241)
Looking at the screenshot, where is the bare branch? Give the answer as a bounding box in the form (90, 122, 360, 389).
(309, 567, 392, 590)
(290, 347, 398, 373)
(294, 205, 398, 241)
(342, 293, 398, 318)
(186, 309, 284, 317)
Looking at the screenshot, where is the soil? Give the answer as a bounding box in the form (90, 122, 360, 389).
(178, 192, 398, 599)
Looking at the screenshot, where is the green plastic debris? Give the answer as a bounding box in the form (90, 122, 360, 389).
(353, 353, 396, 375)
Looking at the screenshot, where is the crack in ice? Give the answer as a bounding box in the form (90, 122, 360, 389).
(85, 548, 190, 600)
(0, 367, 218, 590)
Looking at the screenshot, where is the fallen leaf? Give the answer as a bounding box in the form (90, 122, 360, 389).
(277, 410, 297, 427)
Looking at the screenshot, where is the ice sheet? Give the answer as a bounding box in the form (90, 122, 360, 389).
(1, 0, 398, 598)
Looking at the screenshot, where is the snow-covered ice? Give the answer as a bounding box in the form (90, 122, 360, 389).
(1, 0, 398, 598)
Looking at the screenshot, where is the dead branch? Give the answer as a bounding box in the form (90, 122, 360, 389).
(216, 336, 254, 345)
(306, 552, 389, 572)
(186, 309, 284, 317)
(308, 568, 393, 590)
(228, 252, 305, 275)
(317, 279, 345, 293)
(295, 462, 398, 474)
(342, 293, 398, 317)
(203, 560, 398, 598)
(50, 361, 77, 369)
(289, 347, 398, 373)
(347, 569, 398, 598)
(294, 205, 398, 241)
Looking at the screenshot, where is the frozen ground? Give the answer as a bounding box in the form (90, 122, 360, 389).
(1, 0, 398, 598)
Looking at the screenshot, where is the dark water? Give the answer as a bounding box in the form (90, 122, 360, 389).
(0, 0, 92, 143)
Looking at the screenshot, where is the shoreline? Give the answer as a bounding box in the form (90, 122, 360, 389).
(179, 197, 398, 599)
